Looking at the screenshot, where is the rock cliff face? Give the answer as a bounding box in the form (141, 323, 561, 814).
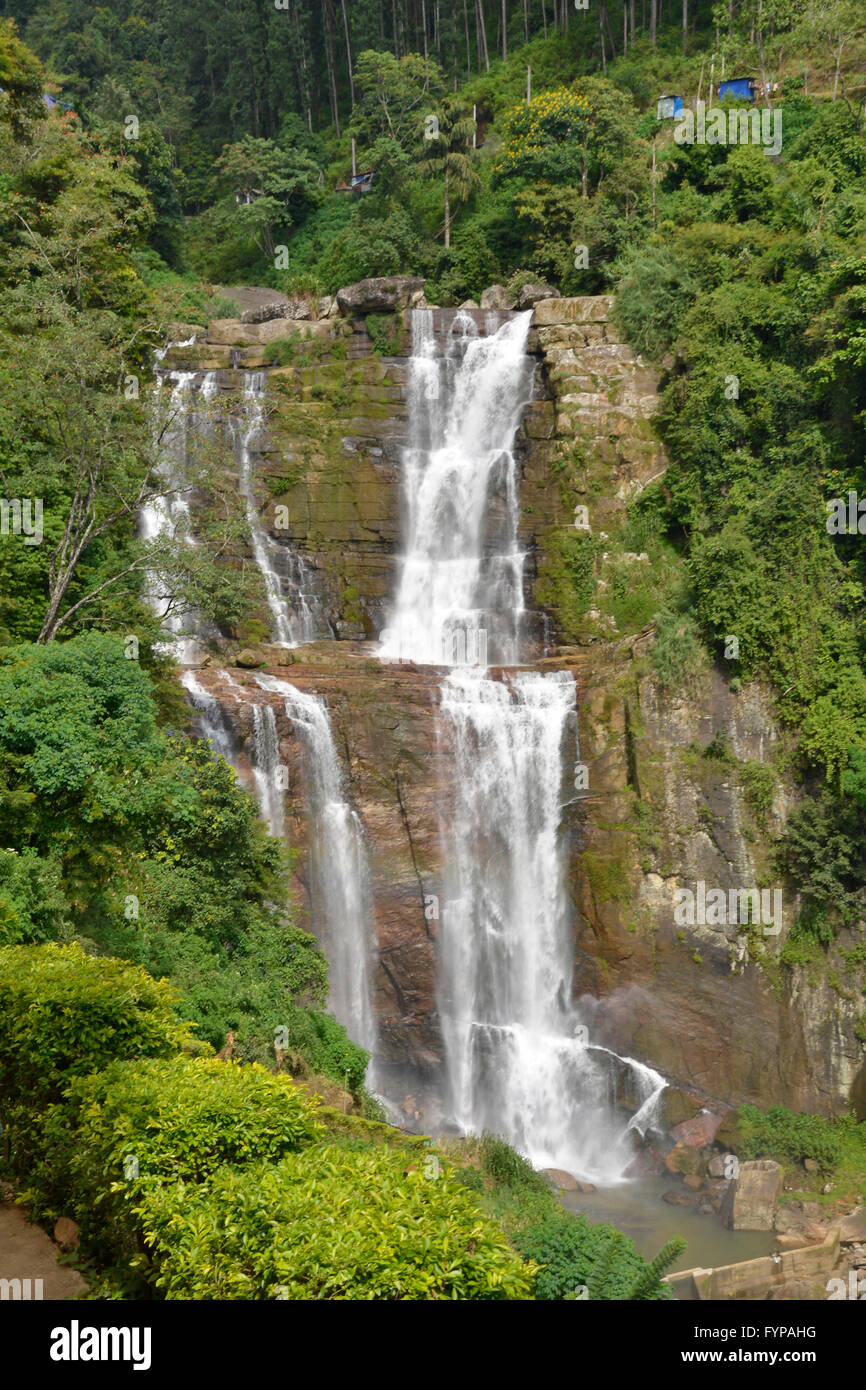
(172, 292, 866, 1120)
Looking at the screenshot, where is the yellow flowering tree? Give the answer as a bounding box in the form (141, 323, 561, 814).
(494, 87, 596, 195)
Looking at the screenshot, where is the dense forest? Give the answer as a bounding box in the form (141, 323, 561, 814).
(1, 0, 866, 1314)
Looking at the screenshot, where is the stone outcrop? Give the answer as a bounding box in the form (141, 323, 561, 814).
(517, 282, 560, 309)
(480, 284, 515, 310)
(336, 276, 425, 315)
(240, 298, 312, 324)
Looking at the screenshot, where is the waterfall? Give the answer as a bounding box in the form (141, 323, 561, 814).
(255, 674, 377, 1064)
(439, 670, 664, 1184)
(180, 670, 238, 762)
(251, 703, 285, 839)
(142, 361, 219, 665)
(380, 307, 664, 1180)
(235, 373, 319, 647)
(380, 310, 534, 667)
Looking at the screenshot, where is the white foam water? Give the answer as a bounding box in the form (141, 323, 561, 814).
(438, 669, 665, 1183)
(380, 310, 533, 667)
(255, 674, 377, 1066)
(236, 373, 319, 647)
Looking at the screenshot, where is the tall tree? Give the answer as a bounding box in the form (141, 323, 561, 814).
(418, 97, 479, 246)
(341, 0, 356, 107)
(475, 0, 490, 72)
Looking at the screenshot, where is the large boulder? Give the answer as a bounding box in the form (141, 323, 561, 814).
(206, 319, 260, 346)
(517, 282, 560, 310)
(336, 276, 425, 316)
(532, 294, 614, 326)
(721, 1159, 783, 1230)
(542, 1167, 580, 1191)
(257, 318, 333, 344)
(660, 1085, 705, 1130)
(480, 283, 516, 311)
(669, 1110, 726, 1149)
(241, 298, 312, 324)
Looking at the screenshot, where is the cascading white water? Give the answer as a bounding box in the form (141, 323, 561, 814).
(379, 306, 665, 1180)
(380, 310, 533, 666)
(180, 670, 239, 761)
(142, 360, 219, 665)
(255, 674, 377, 1065)
(439, 670, 664, 1184)
(251, 703, 285, 839)
(235, 373, 318, 647)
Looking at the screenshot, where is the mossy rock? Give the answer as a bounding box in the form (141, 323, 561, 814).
(715, 1108, 744, 1153)
(236, 648, 267, 668)
(661, 1087, 706, 1130)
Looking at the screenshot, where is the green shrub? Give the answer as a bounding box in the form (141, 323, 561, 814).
(0, 942, 194, 1112)
(45, 1057, 323, 1258)
(650, 607, 706, 694)
(0, 849, 70, 945)
(275, 1003, 370, 1097)
(479, 1133, 548, 1194)
(739, 761, 776, 827)
(738, 1104, 844, 1175)
(508, 1204, 677, 1301)
(365, 312, 404, 356)
(133, 1145, 535, 1300)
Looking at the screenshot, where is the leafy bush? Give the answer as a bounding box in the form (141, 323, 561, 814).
(738, 1104, 844, 1175)
(613, 242, 698, 358)
(779, 790, 866, 939)
(479, 1132, 548, 1193)
(650, 608, 706, 694)
(134, 1145, 535, 1300)
(0, 942, 194, 1111)
(44, 1057, 323, 1258)
(70, 1057, 323, 1185)
(0, 849, 70, 944)
(508, 1204, 677, 1301)
(739, 761, 776, 829)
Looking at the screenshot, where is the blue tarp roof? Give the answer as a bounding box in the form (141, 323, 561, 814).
(719, 78, 755, 100)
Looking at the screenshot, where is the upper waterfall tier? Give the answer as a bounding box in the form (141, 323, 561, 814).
(379, 309, 535, 667)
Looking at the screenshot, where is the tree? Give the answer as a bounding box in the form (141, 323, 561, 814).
(0, 18, 46, 136)
(418, 96, 479, 247)
(350, 49, 445, 148)
(217, 135, 323, 261)
(796, 0, 861, 101)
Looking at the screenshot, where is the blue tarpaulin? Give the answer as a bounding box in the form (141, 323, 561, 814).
(719, 78, 755, 101)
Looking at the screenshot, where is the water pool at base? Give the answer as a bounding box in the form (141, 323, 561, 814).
(558, 1177, 778, 1276)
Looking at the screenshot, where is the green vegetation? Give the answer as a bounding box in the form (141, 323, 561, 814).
(138, 1146, 533, 1300)
(0, 942, 669, 1302)
(453, 1133, 682, 1300)
(738, 1103, 846, 1175)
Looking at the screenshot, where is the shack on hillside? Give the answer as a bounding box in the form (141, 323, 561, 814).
(719, 77, 756, 101)
(656, 94, 684, 119)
